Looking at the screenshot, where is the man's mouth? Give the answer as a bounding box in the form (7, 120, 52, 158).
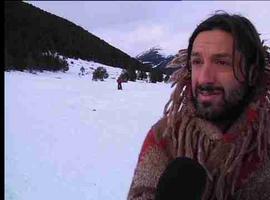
(199, 90, 222, 95)
(197, 87, 223, 102)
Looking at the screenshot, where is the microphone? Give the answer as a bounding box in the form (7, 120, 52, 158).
(155, 157, 207, 200)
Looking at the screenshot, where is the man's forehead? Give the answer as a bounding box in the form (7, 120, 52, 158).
(191, 30, 235, 56)
(193, 30, 234, 43)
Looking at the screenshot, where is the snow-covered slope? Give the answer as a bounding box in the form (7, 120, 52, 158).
(66, 58, 123, 79)
(5, 59, 173, 200)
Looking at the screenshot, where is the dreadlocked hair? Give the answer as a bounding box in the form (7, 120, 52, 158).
(161, 11, 270, 200)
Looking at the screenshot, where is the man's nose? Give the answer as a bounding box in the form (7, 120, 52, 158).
(197, 63, 215, 85)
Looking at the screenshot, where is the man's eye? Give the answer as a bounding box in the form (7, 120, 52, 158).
(216, 60, 231, 66)
(191, 59, 202, 65)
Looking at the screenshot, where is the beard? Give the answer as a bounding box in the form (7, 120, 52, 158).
(193, 83, 248, 122)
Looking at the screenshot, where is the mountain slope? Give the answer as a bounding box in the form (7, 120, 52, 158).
(136, 47, 176, 75)
(4, 1, 150, 72)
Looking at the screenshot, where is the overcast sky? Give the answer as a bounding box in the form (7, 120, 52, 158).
(27, 1, 270, 57)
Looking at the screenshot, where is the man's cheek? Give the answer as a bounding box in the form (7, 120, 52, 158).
(191, 81, 197, 97)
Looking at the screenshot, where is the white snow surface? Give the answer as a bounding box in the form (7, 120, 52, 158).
(5, 58, 173, 200)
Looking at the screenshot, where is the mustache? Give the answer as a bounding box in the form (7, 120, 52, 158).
(196, 84, 224, 93)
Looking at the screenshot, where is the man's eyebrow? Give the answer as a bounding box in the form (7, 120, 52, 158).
(190, 52, 233, 58)
(191, 52, 200, 57)
(213, 53, 232, 59)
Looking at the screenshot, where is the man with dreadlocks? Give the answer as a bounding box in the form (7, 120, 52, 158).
(128, 12, 270, 200)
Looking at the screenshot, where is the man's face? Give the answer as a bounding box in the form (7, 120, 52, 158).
(191, 30, 247, 121)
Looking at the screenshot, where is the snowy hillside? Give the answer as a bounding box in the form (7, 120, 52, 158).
(65, 58, 123, 79)
(5, 59, 173, 200)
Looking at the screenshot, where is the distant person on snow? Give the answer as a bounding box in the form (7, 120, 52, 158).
(79, 66, 85, 76)
(128, 12, 270, 200)
(117, 77, 123, 90)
